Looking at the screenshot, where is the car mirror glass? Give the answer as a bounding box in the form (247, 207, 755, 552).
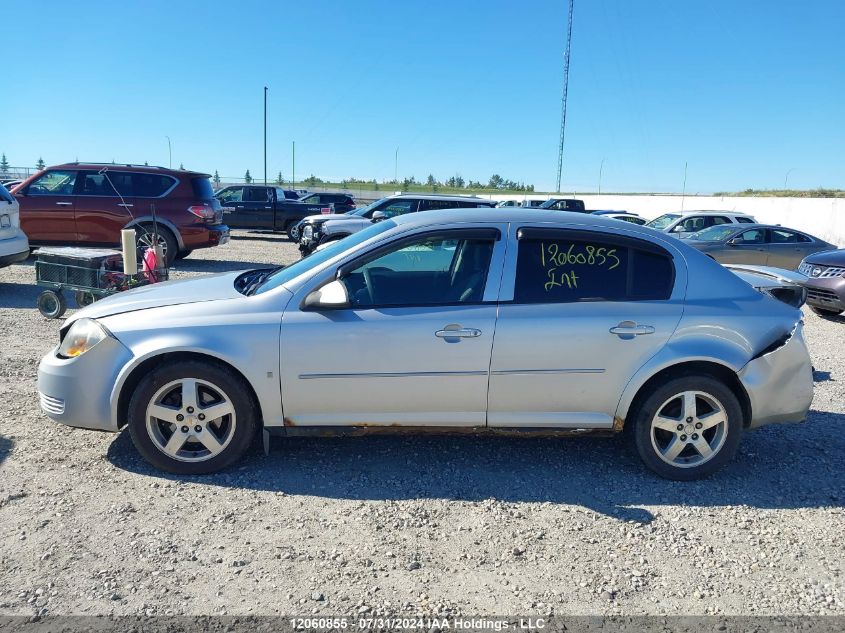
(371, 210, 385, 222)
(302, 279, 350, 310)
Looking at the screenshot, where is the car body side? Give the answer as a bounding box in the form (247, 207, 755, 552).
(37, 210, 813, 437)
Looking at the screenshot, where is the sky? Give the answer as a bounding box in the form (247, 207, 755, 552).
(2, 0, 843, 193)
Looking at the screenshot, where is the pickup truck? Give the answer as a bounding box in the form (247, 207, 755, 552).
(215, 185, 337, 239)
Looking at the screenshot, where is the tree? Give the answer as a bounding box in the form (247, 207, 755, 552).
(401, 178, 411, 192)
(144, 161, 149, 166)
(213, 170, 221, 185)
(244, 170, 253, 183)
(488, 174, 504, 189)
(454, 174, 465, 188)
(0, 153, 8, 174)
(179, 163, 184, 170)
(307, 174, 318, 186)
(373, 180, 380, 191)
(275, 171, 284, 185)
(36, 157, 45, 170)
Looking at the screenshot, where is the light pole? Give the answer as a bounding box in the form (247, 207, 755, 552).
(681, 161, 688, 211)
(263, 86, 268, 185)
(292, 141, 296, 189)
(784, 167, 796, 189)
(165, 136, 171, 168)
(394, 147, 399, 183)
(598, 158, 605, 195)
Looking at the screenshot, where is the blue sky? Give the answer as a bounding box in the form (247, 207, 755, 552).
(2, 0, 843, 193)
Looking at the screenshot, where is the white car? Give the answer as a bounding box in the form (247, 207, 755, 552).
(646, 211, 756, 238)
(0, 184, 29, 268)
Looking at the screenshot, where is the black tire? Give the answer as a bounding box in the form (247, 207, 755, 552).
(127, 359, 259, 475)
(629, 375, 743, 481)
(810, 306, 843, 317)
(135, 224, 178, 267)
(37, 290, 67, 319)
(74, 290, 95, 308)
(175, 249, 193, 260)
(286, 222, 298, 241)
(318, 234, 345, 246)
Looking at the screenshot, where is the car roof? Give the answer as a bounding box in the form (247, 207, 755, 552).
(387, 193, 493, 202)
(666, 210, 754, 217)
(391, 207, 659, 235)
(48, 162, 211, 178)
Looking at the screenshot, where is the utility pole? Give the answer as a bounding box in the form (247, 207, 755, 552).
(292, 141, 296, 189)
(598, 157, 605, 195)
(263, 86, 268, 185)
(681, 161, 688, 211)
(394, 147, 399, 183)
(165, 136, 172, 168)
(784, 167, 795, 189)
(555, 0, 575, 192)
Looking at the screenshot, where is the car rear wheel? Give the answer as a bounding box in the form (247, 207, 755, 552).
(135, 224, 178, 267)
(630, 375, 742, 480)
(810, 306, 843, 317)
(127, 360, 258, 475)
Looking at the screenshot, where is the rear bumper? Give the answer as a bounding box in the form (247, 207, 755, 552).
(739, 322, 814, 428)
(180, 224, 230, 250)
(0, 231, 30, 267)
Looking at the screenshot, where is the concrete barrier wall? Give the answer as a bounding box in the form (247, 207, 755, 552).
(486, 194, 845, 247)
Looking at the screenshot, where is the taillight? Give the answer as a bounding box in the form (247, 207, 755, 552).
(188, 205, 216, 221)
(320, 207, 331, 214)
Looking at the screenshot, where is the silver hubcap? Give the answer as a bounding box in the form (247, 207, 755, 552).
(137, 231, 169, 257)
(145, 378, 236, 463)
(650, 390, 728, 468)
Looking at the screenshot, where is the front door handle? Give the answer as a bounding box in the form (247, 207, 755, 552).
(609, 321, 655, 337)
(435, 325, 482, 339)
(118, 203, 133, 208)
(55, 201, 72, 206)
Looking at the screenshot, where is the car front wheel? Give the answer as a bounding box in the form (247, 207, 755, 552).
(630, 375, 742, 480)
(127, 360, 258, 474)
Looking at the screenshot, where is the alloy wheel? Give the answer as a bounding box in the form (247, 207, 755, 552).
(649, 390, 728, 468)
(145, 378, 237, 463)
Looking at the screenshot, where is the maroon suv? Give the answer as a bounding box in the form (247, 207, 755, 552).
(15, 163, 229, 264)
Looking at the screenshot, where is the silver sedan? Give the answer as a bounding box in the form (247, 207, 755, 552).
(37, 209, 814, 480)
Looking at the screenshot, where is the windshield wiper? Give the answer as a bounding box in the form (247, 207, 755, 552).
(242, 266, 287, 296)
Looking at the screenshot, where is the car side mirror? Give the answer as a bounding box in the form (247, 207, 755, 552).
(727, 237, 741, 246)
(371, 210, 386, 222)
(671, 225, 685, 233)
(302, 279, 350, 310)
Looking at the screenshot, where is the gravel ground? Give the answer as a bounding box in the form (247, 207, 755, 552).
(0, 230, 842, 618)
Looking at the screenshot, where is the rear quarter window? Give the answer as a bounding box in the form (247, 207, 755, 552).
(514, 233, 675, 303)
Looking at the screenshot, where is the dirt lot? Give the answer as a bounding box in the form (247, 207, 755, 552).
(0, 231, 843, 617)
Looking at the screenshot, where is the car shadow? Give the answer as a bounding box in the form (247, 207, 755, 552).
(0, 435, 13, 467)
(0, 282, 43, 309)
(229, 232, 293, 244)
(107, 409, 845, 522)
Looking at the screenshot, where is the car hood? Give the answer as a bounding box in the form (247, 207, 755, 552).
(803, 248, 844, 266)
(303, 213, 350, 225)
(68, 272, 244, 322)
(324, 217, 370, 231)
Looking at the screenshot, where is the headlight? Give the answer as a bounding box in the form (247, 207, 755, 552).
(57, 318, 109, 359)
(303, 225, 313, 239)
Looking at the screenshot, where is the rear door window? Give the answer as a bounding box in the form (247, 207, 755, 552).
(735, 216, 756, 223)
(514, 231, 675, 303)
(133, 173, 176, 197)
(377, 199, 418, 218)
(79, 171, 133, 196)
(708, 216, 731, 226)
(245, 187, 271, 202)
(420, 199, 458, 211)
(771, 229, 807, 243)
(26, 170, 78, 196)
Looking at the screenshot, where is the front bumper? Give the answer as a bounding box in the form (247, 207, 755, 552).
(0, 231, 30, 267)
(37, 335, 134, 432)
(739, 322, 814, 428)
(803, 277, 845, 312)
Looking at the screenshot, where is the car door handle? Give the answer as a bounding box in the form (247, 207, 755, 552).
(118, 203, 133, 208)
(435, 326, 482, 339)
(609, 321, 655, 337)
(55, 201, 72, 206)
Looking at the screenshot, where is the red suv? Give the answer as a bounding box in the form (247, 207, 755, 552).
(15, 163, 229, 264)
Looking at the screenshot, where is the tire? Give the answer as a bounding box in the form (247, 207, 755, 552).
(810, 306, 843, 317)
(318, 234, 345, 246)
(286, 222, 298, 241)
(127, 359, 259, 475)
(37, 290, 67, 319)
(175, 249, 193, 261)
(135, 224, 178, 267)
(629, 375, 743, 480)
(74, 290, 95, 308)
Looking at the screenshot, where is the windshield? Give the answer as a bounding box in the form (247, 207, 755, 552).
(349, 197, 388, 217)
(689, 225, 740, 241)
(253, 219, 397, 294)
(646, 213, 680, 230)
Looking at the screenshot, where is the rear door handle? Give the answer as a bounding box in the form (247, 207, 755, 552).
(118, 203, 133, 208)
(435, 326, 482, 339)
(55, 201, 72, 206)
(609, 321, 655, 337)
